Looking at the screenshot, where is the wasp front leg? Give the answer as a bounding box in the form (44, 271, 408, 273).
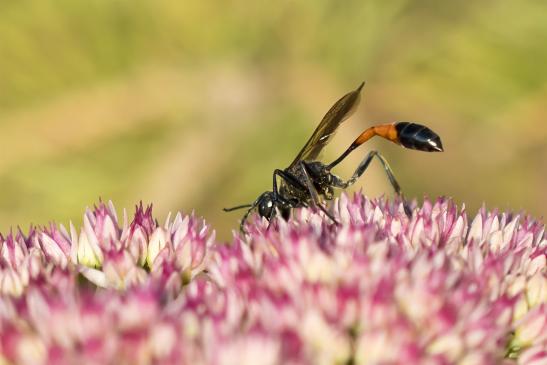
(299, 162, 339, 224)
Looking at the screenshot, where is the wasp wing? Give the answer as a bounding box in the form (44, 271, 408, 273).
(288, 82, 364, 168)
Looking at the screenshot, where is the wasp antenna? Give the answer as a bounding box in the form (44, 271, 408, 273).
(223, 204, 253, 212)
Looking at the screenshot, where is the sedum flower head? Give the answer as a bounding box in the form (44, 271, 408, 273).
(0, 194, 544, 364)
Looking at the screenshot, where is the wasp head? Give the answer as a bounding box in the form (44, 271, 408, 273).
(257, 191, 292, 221)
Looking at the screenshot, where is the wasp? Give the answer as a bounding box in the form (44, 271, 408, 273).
(224, 82, 443, 232)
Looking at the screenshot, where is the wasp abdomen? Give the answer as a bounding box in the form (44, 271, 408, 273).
(395, 122, 443, 152)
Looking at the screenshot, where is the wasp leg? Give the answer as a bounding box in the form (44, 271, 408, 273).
(266, 205, 276, 231)
(272, 169, 309, 208)
(239, 199, 260, 234)
(336, 150, 412, 216)
(299, 162, 339, 224)
(270, 169, 308, 223)
(272, 169, 306, 195)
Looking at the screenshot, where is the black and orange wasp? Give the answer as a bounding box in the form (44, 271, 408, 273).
(224, 82, 443, 232)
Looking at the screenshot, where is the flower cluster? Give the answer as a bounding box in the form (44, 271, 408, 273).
(0, 195, 545, 364)
(0, 201, 214, 298)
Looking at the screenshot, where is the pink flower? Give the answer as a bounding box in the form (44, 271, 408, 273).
(124, 202, 156, 266)
(0, 194, 544, 364)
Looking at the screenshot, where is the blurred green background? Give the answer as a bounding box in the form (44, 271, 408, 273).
(1, 0, 545, 240)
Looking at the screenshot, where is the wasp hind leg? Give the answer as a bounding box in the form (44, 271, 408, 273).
(333, 150, 412, 216)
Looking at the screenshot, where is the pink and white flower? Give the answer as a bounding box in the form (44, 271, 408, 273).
(0, 194, 544, 364)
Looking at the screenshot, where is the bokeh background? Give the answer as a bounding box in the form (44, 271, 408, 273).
(1, 0, 545, 240)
